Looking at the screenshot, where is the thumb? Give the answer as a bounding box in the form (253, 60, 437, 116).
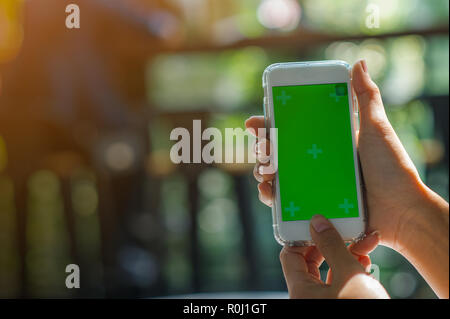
(352, 60, 388, 126)
(310, 215, 364, 283)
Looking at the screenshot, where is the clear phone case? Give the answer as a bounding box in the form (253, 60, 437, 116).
(262, 61, 367, 247)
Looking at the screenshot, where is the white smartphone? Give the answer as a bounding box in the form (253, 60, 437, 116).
(262, 60, 366, 246)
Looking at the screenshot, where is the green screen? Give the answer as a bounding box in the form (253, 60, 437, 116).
(272, 83, 360, 221)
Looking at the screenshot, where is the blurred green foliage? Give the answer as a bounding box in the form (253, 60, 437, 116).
(149, 2, 448, 296)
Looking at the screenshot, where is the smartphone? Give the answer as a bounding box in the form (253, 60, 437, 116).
(262, 60, 366, 246)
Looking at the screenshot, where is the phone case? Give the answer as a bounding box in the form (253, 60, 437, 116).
(262, 61, 367, 247)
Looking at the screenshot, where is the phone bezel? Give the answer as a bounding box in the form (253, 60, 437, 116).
(263, 61, 366, 245)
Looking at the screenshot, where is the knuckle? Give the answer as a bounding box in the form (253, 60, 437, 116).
(368, 85, 380, 97)
(364, 85, 381, 101)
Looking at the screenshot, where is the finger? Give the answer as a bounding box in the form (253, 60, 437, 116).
(310, 215, 364, 279)
(352, 60, 387, 124)
(253, 163, 275, 183)
(304, 246, 325, 279)
(280, 246, 321, 292)
(245, 116, 265, 137)
(257, 181, 272, 207)
(327, 256, 371, 284)
(255, 139, 277, 175)
(254, 138, 271, 163)
(352, 85, 360, 147)
(358, 255, 372, 272)
(326, 268, 333, 285)
(348, 231, 380, 257)
(253, 164, 264, 183)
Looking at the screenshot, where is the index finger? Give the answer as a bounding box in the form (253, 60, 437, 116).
(245, 116, 265, 137)
(309, 215, 363, 280)
(280, 246, 327, 298)
(280, 246, 312, 283)
(348, 231, 380, 257)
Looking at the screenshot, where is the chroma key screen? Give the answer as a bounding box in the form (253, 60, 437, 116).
(272, 83, 360, 221)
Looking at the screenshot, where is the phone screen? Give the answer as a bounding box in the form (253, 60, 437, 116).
(272, 82, 360, 221)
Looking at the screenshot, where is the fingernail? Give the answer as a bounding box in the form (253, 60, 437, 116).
(310, 215, 331, 233)
(360, 59, 368, 73)
(246, 127, 256, 136)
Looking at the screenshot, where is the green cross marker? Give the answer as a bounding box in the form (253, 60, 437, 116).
(329, 91, 342, 102)
(338, 198, 354, 214)
(307, 144, 323, 159)
(277, 90, 291, 105)
(285, 201, 300, 217)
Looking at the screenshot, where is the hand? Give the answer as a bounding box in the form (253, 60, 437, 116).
(281, 215, 389, 298)
(246, 60, 428, 251)
(246, 60, 449, 298)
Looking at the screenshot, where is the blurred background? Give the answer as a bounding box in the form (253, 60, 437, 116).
(0, 0, 448, 298)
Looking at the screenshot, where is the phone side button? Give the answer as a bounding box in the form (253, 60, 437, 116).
(263, 97, 270, 118)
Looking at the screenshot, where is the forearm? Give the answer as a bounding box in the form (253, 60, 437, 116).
(397, 184, 449, 298)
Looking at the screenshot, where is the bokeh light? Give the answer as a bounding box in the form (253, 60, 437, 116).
(257, 0, 301, 31)
(0, 0, 24, 64)
(390, 272, 418, 298)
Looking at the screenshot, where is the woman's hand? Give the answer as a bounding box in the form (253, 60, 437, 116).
(281, 215, 389, 299)
(246, 60, 449, 298)
(247, 60, 429, 249)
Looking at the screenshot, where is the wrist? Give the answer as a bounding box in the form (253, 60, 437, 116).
(395, 181, 449, 254)
(393, 181, 449, 298)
